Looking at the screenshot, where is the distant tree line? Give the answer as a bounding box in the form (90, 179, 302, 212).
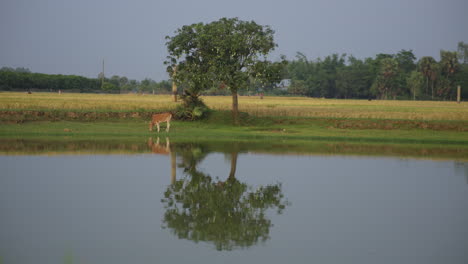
(286, 42, 468, 100)
(1, 41, 467, 100)
(0, 67, 172, 94)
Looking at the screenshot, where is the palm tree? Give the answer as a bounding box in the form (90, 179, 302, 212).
(373, 58, 398, 99)
(419, 56, 437, 99)
(440, 50, 459, 78)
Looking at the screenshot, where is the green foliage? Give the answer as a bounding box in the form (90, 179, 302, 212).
(440, 50, 459, 78)
(0, 66, 31, 73)
(288, 79, 308, 96)
(373, 58, 399, 99)
(251, 57, 288, 90)
(458, 41, 468, 64)
(165, 23, 215, 96)
(436, 77, 453, 99)
(201, 18, 278, 92)
(101, 82, 118, 92)
(418, 56, 438, 99)
(286, 46, 467, 101)
(395, 50, 417, 73)
(0, 70, 174, 94)
(174, 91, 210, 121)
(288, 53, 374, 98)
(407, 71, 425, 100)
(0, 71, 101, 92)
(161, 144, 289, 250)
(337, 56, 374, 99)
(439, 50, 459, 100)
(165, 17, 283, 123)
(454, 64, 468, 99)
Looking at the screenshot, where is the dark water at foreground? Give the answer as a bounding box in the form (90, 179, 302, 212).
(1, 139, 467, 264)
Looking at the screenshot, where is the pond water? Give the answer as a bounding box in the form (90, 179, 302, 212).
(1, 140, 467, 264)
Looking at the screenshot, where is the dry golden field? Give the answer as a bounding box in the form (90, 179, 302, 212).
(1, 92, 467, 121)
(203, 96, 468, 121)
(0, 92, 175, 111)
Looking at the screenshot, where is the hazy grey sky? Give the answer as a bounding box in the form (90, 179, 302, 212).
(1, 0, 467, 81)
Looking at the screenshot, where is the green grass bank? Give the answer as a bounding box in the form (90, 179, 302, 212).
(0, 92, 467, 159)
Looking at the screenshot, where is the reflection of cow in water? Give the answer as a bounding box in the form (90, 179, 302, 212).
(148, 137, 177, 184)
(148, 137, 170, 155)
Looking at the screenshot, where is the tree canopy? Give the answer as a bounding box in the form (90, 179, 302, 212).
(286, 46, 465, 101)
(165, 17, 286, 123)
(2, 40, 466, 101)
(0, 67, 172, 94)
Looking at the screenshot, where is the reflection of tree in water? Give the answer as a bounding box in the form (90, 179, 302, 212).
(161, 143, 289, 251)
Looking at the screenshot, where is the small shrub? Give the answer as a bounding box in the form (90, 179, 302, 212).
(174, 91, 211, 121)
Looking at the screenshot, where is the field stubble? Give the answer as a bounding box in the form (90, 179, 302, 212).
(206, 96, 468, 121)
(0, 92, 467, 121)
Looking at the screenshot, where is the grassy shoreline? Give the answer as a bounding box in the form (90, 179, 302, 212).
(0, 92, 467, 159)
(1, 117, 467, 159)
(1, 115, 467, 145)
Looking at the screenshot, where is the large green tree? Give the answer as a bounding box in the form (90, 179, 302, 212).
(336, 56, 373, 99)
(372, 58, 399, 99)
(165, 24, 216, 119)
(395, 49, 417, 74)
(395, 50, 417, 97)
(407, 71, 425, 100)
(440, 50, 459, 78)
(165, 22, 215, 98)
(438, 50, 459, 99)
(165, 17, 283, 123)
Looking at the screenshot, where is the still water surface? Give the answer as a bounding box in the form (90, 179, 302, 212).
(1, 141, 467, 264)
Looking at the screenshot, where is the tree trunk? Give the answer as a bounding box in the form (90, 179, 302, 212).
(228, 151, 238, 180)
(172, 66, 178, 102)
(171, 151, 176, 184)
(172, 82, 177, 102)
(231, 90, 239, 124)
(431, 80, 434, 100)
(426, 76, 429, 95)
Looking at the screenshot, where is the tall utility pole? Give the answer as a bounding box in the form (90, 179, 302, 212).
(101, 58, 105, 90)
